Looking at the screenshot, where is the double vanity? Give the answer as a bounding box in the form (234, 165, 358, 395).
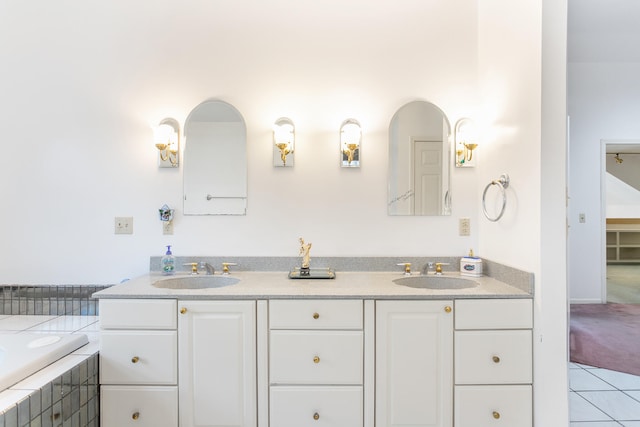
(95, 266, 533, 427)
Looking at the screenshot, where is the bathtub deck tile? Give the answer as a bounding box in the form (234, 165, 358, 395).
(9, 355, 89, 392)
(0, 316, 57, 332)
(0, 389, 31, 414)
(27, 317, 98, 333)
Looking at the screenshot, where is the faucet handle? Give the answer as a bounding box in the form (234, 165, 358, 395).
(183, 263, 199, 275)
(434, 262, 450, 275)
(397, 262, 412, 276)
(222, 262, 237, 275)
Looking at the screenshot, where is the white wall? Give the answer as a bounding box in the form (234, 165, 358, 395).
(0, 0, 482, 285)
(568, 62, 640, 302)
(478, 0, 569, 424)
(1, 0, 569, 423)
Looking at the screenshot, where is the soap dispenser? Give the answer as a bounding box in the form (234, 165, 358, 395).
(161, 245, 176, 275)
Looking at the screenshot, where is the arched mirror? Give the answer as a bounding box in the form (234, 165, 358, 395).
(183, 99, 247, 215)
(388, 100, 451, 216)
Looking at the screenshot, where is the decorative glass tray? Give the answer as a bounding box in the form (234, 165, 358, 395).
(288, 268, 336, 279)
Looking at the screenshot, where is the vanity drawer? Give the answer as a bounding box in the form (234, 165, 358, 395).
(100, 331, 177, 384)
(101, 385, 178, 427)
(100, 299, 177, 330)
(269, 299, 363, 330)
(455, 299, 532, 330)
(454, 385, 532, 427)
(270, 386, 363, 427)
(455, 330, 532, 384)
(270, 330, 363, 384)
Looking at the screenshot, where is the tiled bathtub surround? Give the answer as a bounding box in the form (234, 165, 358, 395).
(0, 315, 100, 427)
(0, 354, 100, 427)
(0, 286, 111, 316)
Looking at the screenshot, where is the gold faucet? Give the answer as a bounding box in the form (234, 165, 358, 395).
(397, 262, 412, 276)
(222, 262, 237, 275)
(435, 263, 443, 275)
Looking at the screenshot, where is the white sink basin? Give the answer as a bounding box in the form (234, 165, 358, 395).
(153, 275, 240, 289)
(393, 275, 478, 290)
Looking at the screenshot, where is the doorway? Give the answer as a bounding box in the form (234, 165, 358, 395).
(601, 141, 640, 303)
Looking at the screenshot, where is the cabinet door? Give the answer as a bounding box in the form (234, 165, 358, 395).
(178, 300, 256, 427)
(376, 300, 453, 427)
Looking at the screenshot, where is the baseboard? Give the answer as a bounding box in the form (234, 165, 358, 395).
(570, 298, 604, 304)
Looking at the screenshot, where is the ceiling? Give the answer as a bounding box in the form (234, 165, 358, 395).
(568, 0, 640, 62)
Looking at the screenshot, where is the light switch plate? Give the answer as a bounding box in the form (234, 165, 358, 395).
(115, 217, 133, 234)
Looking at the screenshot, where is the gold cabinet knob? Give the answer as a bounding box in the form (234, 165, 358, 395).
(492, 411, 500, 419)
(132, 412, 140, 420)
(131, 356, 140, 363)
(313, 312, 319, 319)
(492, 356, 501, 363)
(444, 306, 452, 313)
(180, 307, 187, 314)
(313, 412, 320, 420)
(313, 356, 320, 363)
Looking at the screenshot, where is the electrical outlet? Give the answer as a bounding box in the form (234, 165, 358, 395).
(163, 220, 174, 235)
(115, 217, 133, 234)
(459, 217, 471, 236)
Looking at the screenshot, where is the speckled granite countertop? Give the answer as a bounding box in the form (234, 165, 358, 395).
(93, 271, 532, 300)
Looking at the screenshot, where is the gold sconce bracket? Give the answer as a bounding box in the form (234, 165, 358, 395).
(341, 118, 361, 168)
(155, 118, 180, 168)
(273, 117, 295, 167)
(455, 118, 478, 168)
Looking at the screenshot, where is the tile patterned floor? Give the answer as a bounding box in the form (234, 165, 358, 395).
(570, 362, 640, 426)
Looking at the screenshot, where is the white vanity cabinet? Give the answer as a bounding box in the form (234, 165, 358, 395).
(376, 300, 454, 427)
(99, 299, 179, 427)
(268, 299, 366, 427)
(454, 299, 533, 427)
(178, 300, 257, 427)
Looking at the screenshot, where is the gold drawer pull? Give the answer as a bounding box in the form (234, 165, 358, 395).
(444, 306, 452, 313)
(180, 307, 187, 314)
(313, 356, 320, 363)
(313, 312, 320, 319)
(132, 411, 140, 420)
(313, 412, 320, 420)
(131, 356, 140, 363)
(492, 411, 500, 419)
(492, 356, 501, 363)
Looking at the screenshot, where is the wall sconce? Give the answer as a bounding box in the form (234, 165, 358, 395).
(341, 119, 361, 168)
(273, 117, 295, 167)
(455, 118, 478, 168)
(154, 118, 180, 168)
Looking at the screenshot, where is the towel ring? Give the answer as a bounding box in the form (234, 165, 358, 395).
(482, 173, 510, 222)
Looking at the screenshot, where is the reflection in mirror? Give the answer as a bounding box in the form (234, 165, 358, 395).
(183, 100, 247, 215)
(388, 101, 451, 216)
